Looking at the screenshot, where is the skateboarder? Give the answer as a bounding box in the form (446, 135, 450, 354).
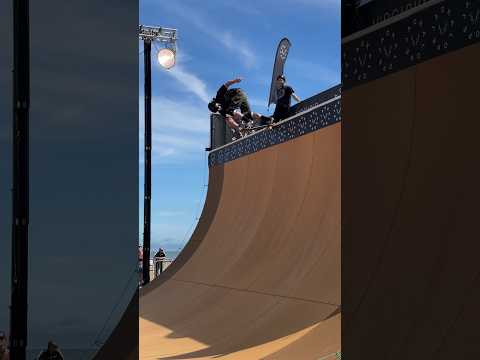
(208, 77, 254, 137)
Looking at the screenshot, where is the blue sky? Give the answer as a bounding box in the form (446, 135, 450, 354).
(139, 0, 341, 253)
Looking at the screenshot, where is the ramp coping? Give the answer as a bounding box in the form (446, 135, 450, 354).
(342, 0, 480, 89)
(208, 92, 341, 166)
(210, 95, 341, 155)
(342, 0, 445, 44)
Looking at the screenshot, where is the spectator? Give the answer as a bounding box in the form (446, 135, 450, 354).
(271, 74, 300, 122)
(252, 75, 300, 127)
(154, 248, 167, 276)
(154, 248, 166, 259)
(138, 245, 144, 284)
(37, 340, 64, 360)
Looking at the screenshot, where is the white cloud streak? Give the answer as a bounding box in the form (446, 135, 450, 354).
(151, 97, 210, 134)
(292, 0, 340, 8)
(249, 96, 269, 108)
(157, 211, 185, 217)
(217, 32, 256, 69)
(163, 64, 210, 103)
(165, 2, 257, 68)
(289, 59, 340, 85)
(139, 96, 210, 162)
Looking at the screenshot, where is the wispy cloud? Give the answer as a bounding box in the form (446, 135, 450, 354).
(152, 237, 185, 251)
(292, 0, 340, 8)
(157, 211, 185, 217)
(289, 59, 340, 85)
(221, 2, 262, 16)
(139, 96, 210, 163)
(139, 97, 209, 135)
(249, 96, 268, 108)
(164, 2, 257, 68)
(155, 148, 176, 157)
(217, 32, 256, 69)
(163, 64, 210, 103)
(151, 97, 210, 134)
(155, 134, 203, 147)
(151, 222, 193, 243)
(151, 134, 205, 159)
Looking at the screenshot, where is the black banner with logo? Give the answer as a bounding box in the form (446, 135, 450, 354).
(268, 38, 291, 108)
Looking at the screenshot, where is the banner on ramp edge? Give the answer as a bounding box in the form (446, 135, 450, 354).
(268, 38, 291, 109)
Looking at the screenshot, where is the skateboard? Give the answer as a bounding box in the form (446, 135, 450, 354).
(242, 118, 277, 134)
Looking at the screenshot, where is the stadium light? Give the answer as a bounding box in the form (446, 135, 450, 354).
(138, 25, 177, 286)
(11, 0, 30, 358)
(139, 25, 177, 69)
(157, 48, 176, 69)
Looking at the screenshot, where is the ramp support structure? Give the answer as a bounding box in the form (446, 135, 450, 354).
(11, 0, 30, 358)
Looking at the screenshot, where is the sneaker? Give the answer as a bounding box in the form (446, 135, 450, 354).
(240, 127, 251, 137)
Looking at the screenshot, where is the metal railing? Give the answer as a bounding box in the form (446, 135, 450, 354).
(207, 84, 342, 152)
(151, 258, 173, 279)
(138, 258, 174, 285)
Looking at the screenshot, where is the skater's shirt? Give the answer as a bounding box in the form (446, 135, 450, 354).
(37, 350, 64, 360)
(273, 85, 294, 121)
(38, 341, 64, 360)
(154, 249, 166, 258)
(214, 85, 251, 117)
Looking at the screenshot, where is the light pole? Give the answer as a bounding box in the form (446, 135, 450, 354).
(139, 25, 176, 286)
(11, 0, 30, 358)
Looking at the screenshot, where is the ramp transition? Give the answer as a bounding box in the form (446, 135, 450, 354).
(139, 92, 341, 359)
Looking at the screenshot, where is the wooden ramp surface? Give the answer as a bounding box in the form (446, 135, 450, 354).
(140, 122, 341, 359)
(342, 43, 480, 359)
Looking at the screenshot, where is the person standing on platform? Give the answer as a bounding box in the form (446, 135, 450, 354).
(154, 248, 166, 259)
(37, 341, 64, 360)
(271, 74, 301, 122)
(252, 75, 301, 126)
(154, 248, 167, 276)
(138, 245, 144, 285)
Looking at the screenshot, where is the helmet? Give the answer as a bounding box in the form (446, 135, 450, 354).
(208, 99, 221, 113)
